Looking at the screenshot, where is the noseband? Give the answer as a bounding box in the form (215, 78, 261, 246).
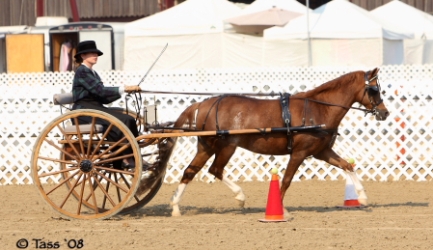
(363, 73, 383, 116)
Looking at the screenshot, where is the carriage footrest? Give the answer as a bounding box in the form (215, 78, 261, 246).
(64, 124, 104, 134)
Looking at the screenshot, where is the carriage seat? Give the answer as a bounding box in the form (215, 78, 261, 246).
(53, 93, 74, 105)
(53, 93, 104, 134)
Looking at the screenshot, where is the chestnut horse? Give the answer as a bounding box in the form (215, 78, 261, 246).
(170, 68, 389, 216)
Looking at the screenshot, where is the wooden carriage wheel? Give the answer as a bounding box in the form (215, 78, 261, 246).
(31, 109, 142, 220)
(58, 139, 166, 214)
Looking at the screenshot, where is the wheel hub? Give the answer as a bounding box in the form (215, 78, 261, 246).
(80, 159, 93, 173)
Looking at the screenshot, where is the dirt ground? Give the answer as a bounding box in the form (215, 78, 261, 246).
(1, 180, 432, 250)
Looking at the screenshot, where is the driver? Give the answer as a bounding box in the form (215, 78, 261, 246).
(71, 40, 141, 169)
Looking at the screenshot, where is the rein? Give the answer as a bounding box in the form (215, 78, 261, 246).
(290, 96, 374, 115)
(140, 72, 381, 116)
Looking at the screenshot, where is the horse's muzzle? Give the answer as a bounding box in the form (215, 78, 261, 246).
(375, 109, 390, 121)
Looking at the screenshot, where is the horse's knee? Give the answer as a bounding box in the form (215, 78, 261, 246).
(181, 165, 202, 182)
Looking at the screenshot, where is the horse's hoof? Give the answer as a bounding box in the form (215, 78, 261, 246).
(171, 211, 182, 217)
(237, 199, 245, 208)
(358, 198, 368, 206)
(171, 204, 182, 217)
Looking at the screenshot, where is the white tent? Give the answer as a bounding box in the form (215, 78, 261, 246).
(371, 0, 433, 65)
(216, 0, 311, 68)
(264, 0, 414, 67)
(239, 0, 311, 15)
(123, 0, 241, 70)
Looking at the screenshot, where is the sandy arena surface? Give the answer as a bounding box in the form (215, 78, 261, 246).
(1, 180, 432, 250)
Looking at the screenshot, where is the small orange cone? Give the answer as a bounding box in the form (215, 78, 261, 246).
(259, 168, 288, 222)
(338, 175, 362, 208)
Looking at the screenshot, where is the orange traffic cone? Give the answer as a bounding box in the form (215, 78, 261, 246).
(259, 168, 287, 222)
(338, 173, 363, 209)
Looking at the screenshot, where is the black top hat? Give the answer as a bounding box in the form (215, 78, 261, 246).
(74, 40, 103, 59)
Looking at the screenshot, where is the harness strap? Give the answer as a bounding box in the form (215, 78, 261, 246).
(201, 96, 222, 130)
(280, 93, 293, 153)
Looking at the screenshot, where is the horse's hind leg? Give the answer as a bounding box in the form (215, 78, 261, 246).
(313, 148, 368, 205)
(208, 145, 246, 208)
(170, 140, 214, 217)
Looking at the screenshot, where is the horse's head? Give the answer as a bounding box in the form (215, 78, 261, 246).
(359, 68, 389, 121)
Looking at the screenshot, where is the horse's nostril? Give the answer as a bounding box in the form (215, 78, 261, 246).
(385, 111, 390, 117)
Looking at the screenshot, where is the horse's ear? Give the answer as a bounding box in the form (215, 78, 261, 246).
(371, 67, 380, 77)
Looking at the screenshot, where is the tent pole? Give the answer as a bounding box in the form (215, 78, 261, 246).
(69, 0, 80, 22)
(36, 0, 44, 17)
(306, 0, 312, 67)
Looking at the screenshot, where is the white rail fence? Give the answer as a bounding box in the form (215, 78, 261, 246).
(1, 65, 432, 185)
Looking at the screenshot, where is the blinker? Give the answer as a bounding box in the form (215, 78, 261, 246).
(366, 85, 379, 93)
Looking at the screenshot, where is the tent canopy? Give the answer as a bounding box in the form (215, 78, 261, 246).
(239, 0, 310, 15)
(264, 0, 413, 40)
(225, 7, 302, 35)
(371, 0, 433, 39)
(226, 8, 302, 26)
(125, 0, 241, 37)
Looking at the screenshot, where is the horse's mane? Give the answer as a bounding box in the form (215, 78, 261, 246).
(295, 71, 362, 98)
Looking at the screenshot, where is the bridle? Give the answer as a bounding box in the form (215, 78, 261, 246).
(362, 73, 383, 116)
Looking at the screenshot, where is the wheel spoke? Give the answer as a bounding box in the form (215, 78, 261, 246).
(95, 165, 135, 176)
(87, 173, 99, 213)
(73, 117, 86, 157)
(114, 173, 122, 204)
(101, 172, 111, 210)
(38, 166, 78, 178)
(94, 171, 129, 194)
(59, 172, 83, 209)
(90, 123, 114, 159)
(38, 156, 77, 165)
(93, 175, 117, 207)
(120, 173, 140, 203)
(77, 173, 87, 215)
(83, 171, 105, 203)
(44, 138, 79, 161)
(95, 153, 134, 165)
(55, 125, 83, 160)
(45, 169, 80, 195)
(86, 117, 98, 157)
(98, 137, 130, 160)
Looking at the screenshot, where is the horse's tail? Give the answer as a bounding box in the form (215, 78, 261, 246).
(174, 102, 200, 129)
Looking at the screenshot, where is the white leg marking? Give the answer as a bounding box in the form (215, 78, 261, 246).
(347, 171, 368, 206)
(170, 183, 187, 217)
(222, 177, 245, 207)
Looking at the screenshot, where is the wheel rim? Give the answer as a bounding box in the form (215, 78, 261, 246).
(31, 110, 142, 220)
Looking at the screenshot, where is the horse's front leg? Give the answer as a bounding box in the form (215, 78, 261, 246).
(170, 145, 213, 216)
(222, 177, 245, 208)
(313, 148, 368, 205)
(208, 145, 246, 208)
(280, 153, 308, 215)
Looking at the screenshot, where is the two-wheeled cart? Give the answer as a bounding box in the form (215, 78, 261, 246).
(31, 91, 324, 220)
